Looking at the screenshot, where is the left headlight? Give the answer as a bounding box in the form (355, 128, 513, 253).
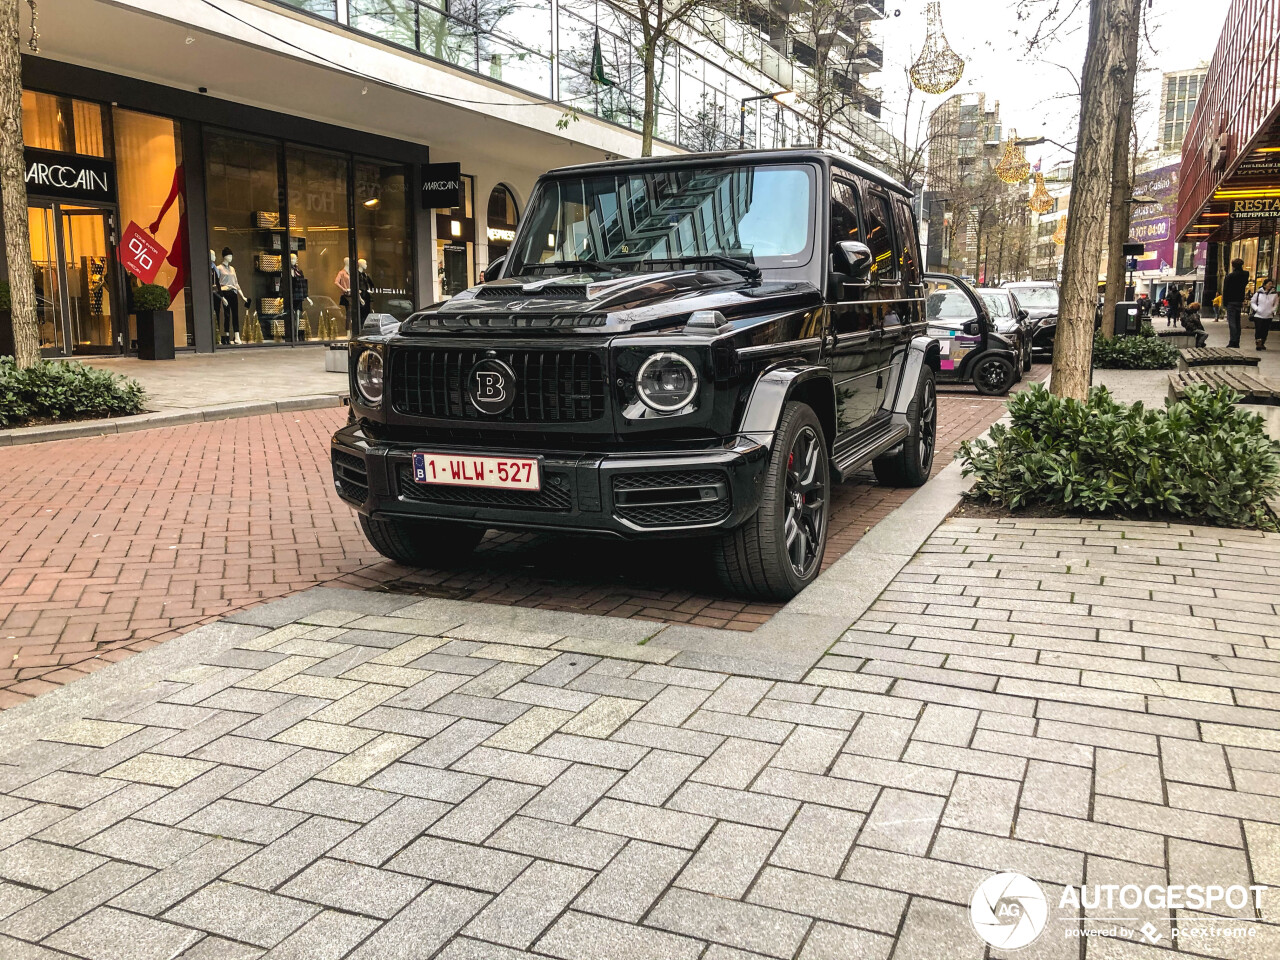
(636, 352, 699, 412)
(355, 349, 384, 406)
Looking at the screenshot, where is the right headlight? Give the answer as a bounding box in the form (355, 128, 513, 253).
(636, 352, 699, 412)
(355, 349, 384, 406)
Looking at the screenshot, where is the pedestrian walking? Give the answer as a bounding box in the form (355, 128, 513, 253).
(1165, 285, 1183, 328)
(1222, 258, 1250, 348)
(1252, 278, 1278, 350)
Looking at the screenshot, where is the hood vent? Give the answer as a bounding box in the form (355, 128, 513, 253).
(477, 284, 590, 300)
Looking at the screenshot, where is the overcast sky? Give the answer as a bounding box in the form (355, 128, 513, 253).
(877, 0, 1230, 166)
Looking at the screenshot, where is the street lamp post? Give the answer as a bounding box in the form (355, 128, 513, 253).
(739, 90, 796, 148)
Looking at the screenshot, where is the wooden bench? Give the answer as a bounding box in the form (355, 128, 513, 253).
(1168, 369, 1280, 405)
(1156, 330, 1200, 348)
(1177, 347, 1262, 372)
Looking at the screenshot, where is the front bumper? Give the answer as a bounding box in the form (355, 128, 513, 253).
(331, 422, 770, 537)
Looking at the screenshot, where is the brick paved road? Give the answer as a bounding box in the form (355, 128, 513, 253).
(0, 381, 1026, 709)
(0, 516, 1276, 959)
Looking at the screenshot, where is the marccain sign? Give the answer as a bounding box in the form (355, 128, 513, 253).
(23, 148, 116, 203)
(1229, 197, 1280, 219)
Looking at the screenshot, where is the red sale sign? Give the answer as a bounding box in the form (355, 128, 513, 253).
(119, 221, 168, 285)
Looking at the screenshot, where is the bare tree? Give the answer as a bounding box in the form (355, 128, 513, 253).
(785, 0, 863, 149)
(1053, 0, 1143, 399)
(883, 68, 941, 190)
(1099, 0, 1141, 338)
(1, 0, 38, 366)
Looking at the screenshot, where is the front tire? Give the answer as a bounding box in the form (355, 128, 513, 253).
(973, 355, 1016, 395)
(714, 402, 829, 600)
(359, 514, 485, 567)
(873, 366, 937, 487)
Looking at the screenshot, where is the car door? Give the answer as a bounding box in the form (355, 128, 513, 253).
(826, 176, 883, 447)
(924, 275, 987, 378)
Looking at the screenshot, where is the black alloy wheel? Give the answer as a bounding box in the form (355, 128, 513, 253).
(783, 425, 826, 580)
(973, 355, 1016, 396)
(873, 365, 936, 487)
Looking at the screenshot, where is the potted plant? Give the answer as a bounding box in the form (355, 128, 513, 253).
(0, 281, 13, 359)
(133, 283, 175, 360)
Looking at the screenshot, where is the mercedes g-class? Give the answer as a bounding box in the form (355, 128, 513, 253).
(333, 149, 940, 600)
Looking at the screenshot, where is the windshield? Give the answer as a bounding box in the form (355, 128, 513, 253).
(508, 164, 815, 275)
(1008, 286, 1058, 309)
(979, 293, 1011, 318)
(927, 291, 978, 321)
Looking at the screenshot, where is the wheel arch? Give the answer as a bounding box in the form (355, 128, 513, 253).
(738, 364, 837, 452)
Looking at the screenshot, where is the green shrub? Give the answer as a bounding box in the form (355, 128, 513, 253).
(1092, 332, 1178, 369)
(0, 359, 146, 429)
(1139, 319, 1155, 338)
(132, 284, 171, 312)
(959, 383, 1280, 530)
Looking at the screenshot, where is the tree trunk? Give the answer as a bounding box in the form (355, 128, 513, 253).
(1, 0, 38, 366)
(640, 40, 657, 157)
(1053, 0, 1142, 399)
(1100, 1, 1141, 339)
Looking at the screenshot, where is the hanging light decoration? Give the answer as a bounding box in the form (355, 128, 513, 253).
(1027, 171, 1054, 214)
(909, 2, 965, 95)
(995, 129, 1031, 184)
(1052, 218, 1067, 245)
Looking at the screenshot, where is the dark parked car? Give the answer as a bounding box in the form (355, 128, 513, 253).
(1003, 280, 1059, 358)
(926, 277, 1020, 394)
(333, 149, 941, 600)
(978, 288, 1035, 371)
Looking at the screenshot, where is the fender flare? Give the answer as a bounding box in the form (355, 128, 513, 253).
(891, 336, 941, 418)
(737, 363, 837, 451)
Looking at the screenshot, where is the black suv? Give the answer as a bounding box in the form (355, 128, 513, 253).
(333, 150, 940, 599)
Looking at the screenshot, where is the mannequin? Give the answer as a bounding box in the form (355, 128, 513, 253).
(291, 253, 310, 340)
(210, 250, 226, 344)
(216, 247, 248, 344)
(335, 257, 351, 316)
(355, 257, 374, 324)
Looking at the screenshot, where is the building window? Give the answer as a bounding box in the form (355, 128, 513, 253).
(287, 147, 352, 340)
(486, 183, 520, 263)
(436, 175, 476, 298)
(22, 90, 107, 156)
(355, 160, 413, 319)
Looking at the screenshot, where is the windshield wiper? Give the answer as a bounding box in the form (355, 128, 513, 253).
(529, 259, 619, 274)
(641, 255, 763, 281)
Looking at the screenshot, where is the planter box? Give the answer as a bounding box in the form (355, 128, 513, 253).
(325, 344, 347, 373)
(135, 309, 175, 360)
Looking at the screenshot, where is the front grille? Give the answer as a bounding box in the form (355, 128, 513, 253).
(391, 347, 606, 423)
(612, 469, 730, 528)
(397, 465, 573, 512)
(333, 449, 369, 505)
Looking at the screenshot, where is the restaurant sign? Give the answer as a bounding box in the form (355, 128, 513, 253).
(1230, 197, 1280, 219)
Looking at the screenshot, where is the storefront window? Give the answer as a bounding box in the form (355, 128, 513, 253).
(355, 161, 414, 319)
(204, 132, 284, 345)
(436, 175, 475, 298)
(22, 90, 107, 156)
(287, 147, 351, 340)
(113, 107, 193, 348)
(485, 184, 519, 264)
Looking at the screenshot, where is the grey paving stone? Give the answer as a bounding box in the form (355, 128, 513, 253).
(0, 883, 43, 923)
(519, 764, 622, 824)
(686, 708, 796, 744)
(496, 682, 597, 713)
(1020, 759, 1092, 819)
(35, 783, 169, 847)
(524, 654, 601, 689)
(703, 677, 774, 715)
(0, 805, 77, 852)
(80, 819, 208, 868)
(1092, 796, 1243, 846)
(1015, 809, 1166, 867)
(487, 814, 625, 870)
(349, 706, 456, 739)
(260, 909, 380, 960)
(668, 781, 798, 830)
(690, 738, 778, 790)
(1161, 737, 1232, 788)
(828, 754, 955, 796)
(403, 719, 501, 769)
(165, 880, 318, 947)
(1168, 839, 1255, 918)
(887, 897, 979, 960)
(62, 728, 176, 778)
(537, 909, 703, 960)
(770, 727, 847, 774)
(347, 884, 489, 960)
(648, 886, 809, 959)
(330, 796, 450, 866)
(769, 803, 863, 879)
(435, 936, 547, 960)
(534, 733, 649, 770)
(192, 735, 301, 771)
(842, 714, 915, 761)
(224, 816, 356, 889)
(1094, 747, 1164, 803)
(179, 799, 308, 844)
(572, 839, 688, 923)
(941, 773, 1019, 835)
(453, 745, 569, 786)
(134, 765, 258, 826)
(428, 780, 538, 843)
(11, 772, 123, 809)
(930, 826, 1085, 886)
(901, 740, 1028, 780)
(579, 798, 714, 849)
(270, 720, 377, 754)
(364, 762, 485, 803)
(0, 839, 105, 890)
(858, 788, 945, 855)
(463, 860, 593, 949)
(748, 865, 907, 935)
(911, 704, 978, 747)
(45, 906, 201, 960)
(797, 921, 893, 960)
(109, 838, 257, 915)
(0, 861, 151, 942)
(676, 822, 778, 898)
(275, 780, 396, 822)
(228, 749, 340, 805)
(387, 836, 531, 892)
(840, 847, 993, 905)
(149, 711, 257, 759)
(279, 857, 425, 918)
(750, 765, 877, 811)
(631, 686, 713, 726)
(607, 750, 704, 805)
(383, 673, 471, 711)
(612, 720, 725, 758)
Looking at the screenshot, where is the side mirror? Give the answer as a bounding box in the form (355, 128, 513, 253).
(1017, 309, 1028, 321)
(837, 241, 873, 283)
(963, 320, 981, 336)
(482, 256, 506, 283)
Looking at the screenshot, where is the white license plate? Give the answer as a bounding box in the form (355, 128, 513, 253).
(412, 453, 540, 490)
(938, 339, 952, 355)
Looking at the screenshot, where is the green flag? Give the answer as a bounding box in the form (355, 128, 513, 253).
(590, 29, 614, 87)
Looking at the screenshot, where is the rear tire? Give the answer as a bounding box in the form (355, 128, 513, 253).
(873, 366, 937, 487)
(359, 514, 485, 567)
(973, 355, 1016, 395)
(714, 402, 829, 600)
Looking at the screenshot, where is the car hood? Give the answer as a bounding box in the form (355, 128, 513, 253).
(398, 269, 821, 336)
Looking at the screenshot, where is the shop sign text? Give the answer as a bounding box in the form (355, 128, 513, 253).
(1230, 197, 1280, 220)
(421, 163, 463, 209)
(24, 148, 116, 203)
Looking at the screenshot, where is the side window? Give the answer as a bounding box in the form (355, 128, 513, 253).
(864, 192, 898, 283)
(893, 201, 921, 287)
(830, 178, 862, 249)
